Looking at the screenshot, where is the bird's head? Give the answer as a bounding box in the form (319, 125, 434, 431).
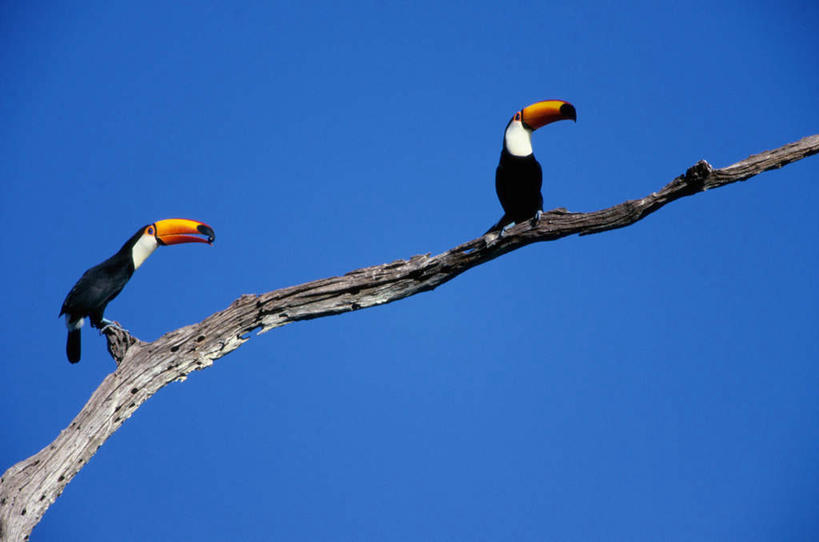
(504, 99, 576, 157)
(130, 218, 215, 269)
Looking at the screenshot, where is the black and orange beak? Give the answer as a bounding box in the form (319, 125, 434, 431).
(154, 218, 215, 246)
(520, 99, 576, 130)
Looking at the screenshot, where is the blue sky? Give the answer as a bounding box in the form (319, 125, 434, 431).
(2, 1, 818, 540)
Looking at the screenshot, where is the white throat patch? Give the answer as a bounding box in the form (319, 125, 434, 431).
(504, 121, 533, 157)
(131, 233, 159, 270)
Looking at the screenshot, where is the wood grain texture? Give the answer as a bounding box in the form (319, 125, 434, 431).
(1, 134, 817, 541)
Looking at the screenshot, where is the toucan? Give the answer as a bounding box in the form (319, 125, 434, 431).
(487, 99, 576, 234)
(59, 218, 215, 363)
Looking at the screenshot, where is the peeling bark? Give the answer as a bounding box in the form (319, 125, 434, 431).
(1, 134, 817, 541)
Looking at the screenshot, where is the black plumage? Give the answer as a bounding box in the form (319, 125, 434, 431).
(59, 229, 141, 363)
(486, 99, 575, 234)
(490, 148, 544, 233)
(58, 218, 214, 364)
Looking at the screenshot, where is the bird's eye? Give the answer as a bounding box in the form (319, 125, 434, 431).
(146, 226, 155, 235)
(514, 112, 521, 121)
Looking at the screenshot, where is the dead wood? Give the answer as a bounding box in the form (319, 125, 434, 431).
(1, 134, 817, 541)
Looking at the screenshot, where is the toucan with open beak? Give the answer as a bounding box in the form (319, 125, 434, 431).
(59, 218, 215, 363)
(487, 99, 576, 234)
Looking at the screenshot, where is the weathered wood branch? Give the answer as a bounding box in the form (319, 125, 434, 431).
(1, 134, 817, 541)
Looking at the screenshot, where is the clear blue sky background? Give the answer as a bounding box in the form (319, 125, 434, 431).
(2, 1, 818, 540)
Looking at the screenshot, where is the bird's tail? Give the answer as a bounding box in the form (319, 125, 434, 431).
(485, 214, 513, 235)
(67, 329, 81, 363)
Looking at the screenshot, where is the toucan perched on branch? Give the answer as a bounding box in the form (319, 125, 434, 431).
(59, 219, 215, 363)
(487, 99, 576, 234)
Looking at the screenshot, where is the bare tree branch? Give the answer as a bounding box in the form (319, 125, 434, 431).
(1, 134, 817, 541)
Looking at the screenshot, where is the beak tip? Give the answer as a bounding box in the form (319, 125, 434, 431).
(560, 102, 577, 122)
(197, 224, 216, 245)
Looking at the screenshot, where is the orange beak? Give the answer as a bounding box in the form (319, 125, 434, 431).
(154, 218, 215, 246)
(520, 100, 576, 130)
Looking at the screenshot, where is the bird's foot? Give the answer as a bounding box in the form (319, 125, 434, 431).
(498, 222, 516, 238)
(99, 320, 127, 335)
(530, 210, 543, 226)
